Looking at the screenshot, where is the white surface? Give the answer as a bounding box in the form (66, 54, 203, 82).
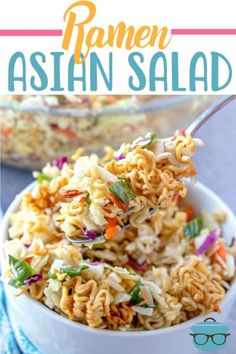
(0, 181, 236, 354)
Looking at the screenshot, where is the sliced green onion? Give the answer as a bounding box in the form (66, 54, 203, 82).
(92, 242, 106, 250)
(143, 132, 157, 148)
(86, 194, 91, 205)
(109, 179, 136, 203)
(48, 271, 57, 280)
(8, 255, 35, 288)
(8, 279, 21, 288)
(60, 265, 89, 276)
(184, 217, 203, 238)
(129, 280, 143, 305)
(36, 173, 52, 184)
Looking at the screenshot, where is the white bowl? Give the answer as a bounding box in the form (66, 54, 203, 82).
(1, 181, 236, 354)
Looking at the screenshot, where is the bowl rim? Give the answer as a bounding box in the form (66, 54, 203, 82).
(1, 180, 236, 337)
(0, 96, 193, 118)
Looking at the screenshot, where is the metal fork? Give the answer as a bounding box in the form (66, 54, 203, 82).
(66, 95, 236, 244)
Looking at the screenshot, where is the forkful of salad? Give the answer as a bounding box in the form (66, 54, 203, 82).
(58, 95, 235, 244)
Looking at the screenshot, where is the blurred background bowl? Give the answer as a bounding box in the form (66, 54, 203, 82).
(0, 95, 218, 170)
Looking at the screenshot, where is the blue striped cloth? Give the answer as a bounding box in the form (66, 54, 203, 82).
(0, 282, 41, 354)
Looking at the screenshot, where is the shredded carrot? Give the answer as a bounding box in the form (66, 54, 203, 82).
(105, 217, 118, 229)
(24, 257, 33, 264)
(105, 225, 120, 240)
(79, 197, 87, 203)
(189, 169, 197, 177)
(60, 189, 82, 198)
(109, 193, 129, 211)
(1, 128, 13, 136)
(52, 126, 77, 139)
(217, 243, 227, 261)
(107, 96, 117, 104)
(185, 205, 195, 222)
(211, 242, 227, 266)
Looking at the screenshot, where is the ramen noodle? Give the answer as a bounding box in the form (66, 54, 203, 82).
(57, 131, 203, 241)
(2, 132, 236, 331)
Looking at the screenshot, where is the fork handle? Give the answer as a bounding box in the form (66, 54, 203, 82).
(186, 95, 236, 136)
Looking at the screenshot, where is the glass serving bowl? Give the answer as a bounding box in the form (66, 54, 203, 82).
(0, 95, 218, 170)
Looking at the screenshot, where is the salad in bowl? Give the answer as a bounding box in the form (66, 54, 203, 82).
(1, 131, 236, 354)
(1, 131, 236, 335)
